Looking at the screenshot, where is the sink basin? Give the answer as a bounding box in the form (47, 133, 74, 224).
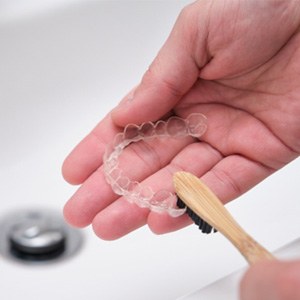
(1, 1, 299, 299)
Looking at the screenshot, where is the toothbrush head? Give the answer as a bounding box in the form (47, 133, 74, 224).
(176, 196, 217, 234)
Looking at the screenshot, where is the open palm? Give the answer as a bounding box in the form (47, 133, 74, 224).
(62, 0, 300, 240)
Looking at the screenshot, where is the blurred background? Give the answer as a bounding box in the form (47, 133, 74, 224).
(0, 1, 299, 299)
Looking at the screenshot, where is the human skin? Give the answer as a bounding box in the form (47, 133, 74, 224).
(62, 0, 300, 298)
(240, 260, 300, 300)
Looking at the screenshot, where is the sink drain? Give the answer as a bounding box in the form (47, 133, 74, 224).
(0, 208, 83, 264)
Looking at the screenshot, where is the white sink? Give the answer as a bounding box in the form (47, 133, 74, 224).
(1, 1, 299, 299)
(180, 238, 300, 300)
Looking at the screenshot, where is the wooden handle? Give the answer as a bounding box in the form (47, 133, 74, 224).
(173, 171, 275, 265)
(239, 235, 275, 264)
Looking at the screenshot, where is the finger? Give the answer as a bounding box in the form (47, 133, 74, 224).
(178, 103, 298, 170)
(92, 197, 149, 241)
(240, 260, 300, 300)
(64, 136, 194, 228)
(111, 2, 210, 126)
(62, 113, 119, 185)
(92, 142, 222, 240)
(147, 153, 272, 234)
(202, 154, 272, 202)
(63, 167, 117, 227)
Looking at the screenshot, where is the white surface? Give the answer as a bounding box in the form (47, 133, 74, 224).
(0, 1, 299, 299)
(180, 238, 300, 300)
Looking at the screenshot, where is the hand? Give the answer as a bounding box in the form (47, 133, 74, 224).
(62, 0, 300, 240)
(240, 260, 300, 300)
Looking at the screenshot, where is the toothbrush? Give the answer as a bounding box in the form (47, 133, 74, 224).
(173, 171, 275, 265)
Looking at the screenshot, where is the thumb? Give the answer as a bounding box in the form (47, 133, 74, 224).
(240, 260, 300, 300)
(111, 2, 210, 126)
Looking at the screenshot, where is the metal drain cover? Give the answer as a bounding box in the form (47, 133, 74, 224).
(0, 208, 83, 264)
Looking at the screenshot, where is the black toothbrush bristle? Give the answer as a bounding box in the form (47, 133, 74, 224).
(176, 196, 217, 234)
(176, 197, 186, 209)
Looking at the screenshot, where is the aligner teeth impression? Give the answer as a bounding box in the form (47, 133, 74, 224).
(103, 113, 207, 217)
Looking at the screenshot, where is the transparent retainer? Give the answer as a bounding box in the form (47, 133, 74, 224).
(103, 113, 207, 217)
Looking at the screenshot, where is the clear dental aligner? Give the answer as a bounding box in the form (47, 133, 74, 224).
(103, 113, 207, 217)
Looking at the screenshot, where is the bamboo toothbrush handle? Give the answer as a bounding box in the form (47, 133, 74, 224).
(173, 171, 276, 265)
(237, 233, 275, 265)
